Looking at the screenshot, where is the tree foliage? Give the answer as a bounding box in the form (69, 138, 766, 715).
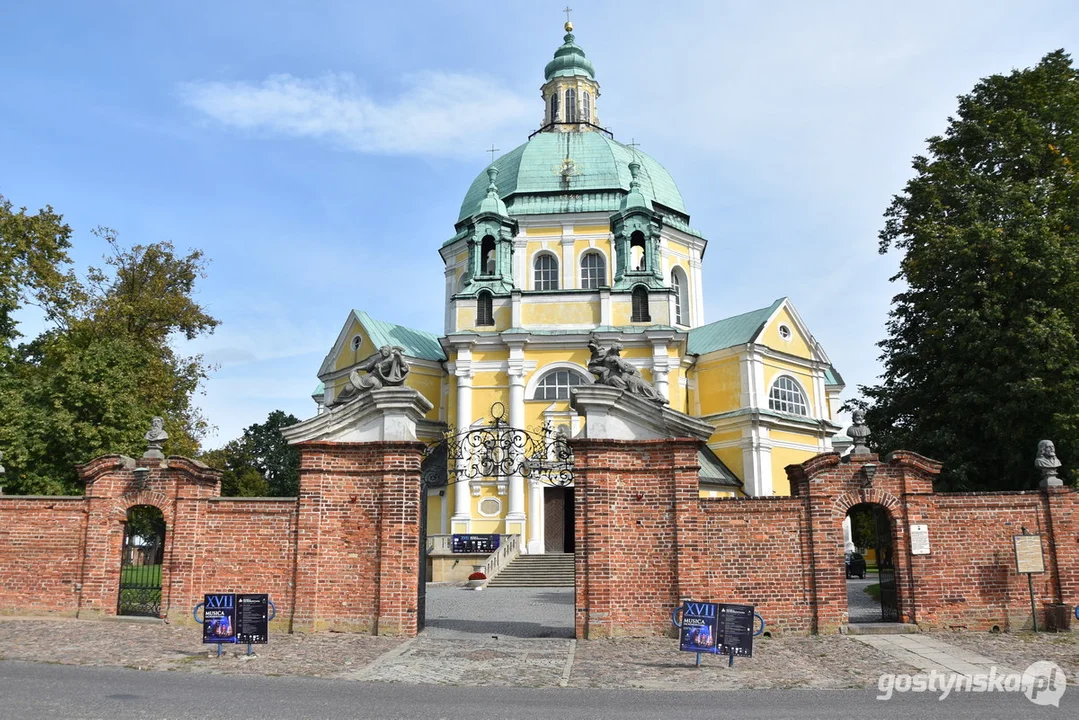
(200, 410, 301, 498)
(858, 50, 1079, 490)
(0, 200, 218, 494)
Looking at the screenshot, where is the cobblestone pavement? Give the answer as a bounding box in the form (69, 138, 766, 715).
(424, 584, 574, 639)
(1, 614, 1074, 691)
(847, 577, 881, 623)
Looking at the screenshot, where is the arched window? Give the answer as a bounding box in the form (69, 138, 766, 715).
(480, 235, 496, 276)
(549, 92, 560, 123)
(630, 230, 647, 271)
(533, 369, 587, 400)
(671, 267, 689, 326)
(534, 253, 559, 290)
(565, 88, 577, 123)
(631, 286, 651, 322)
(477, 291, 494, 326)
(580, 252, 606, 289)
(582, 91, 591, 123)
(768, 376, 809, 416)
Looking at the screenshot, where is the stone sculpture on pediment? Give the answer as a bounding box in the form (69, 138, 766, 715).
(586, 337, 668, 405)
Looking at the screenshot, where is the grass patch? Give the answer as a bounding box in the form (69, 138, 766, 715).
(864, 584, 881, 601)
(120, 564, 161, 585)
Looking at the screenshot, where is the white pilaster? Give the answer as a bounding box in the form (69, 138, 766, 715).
(452, 354, 474, 533)
(651, 339, 670, 403)
(506, 345, 527, 544)
(689, 256, 704, 327)
(599, 288, 611, 326)
(444, 268, 455, 334)
(527, 479, 546, 554)
(560, 231, 575, 289)
(741, 428, 773, 497)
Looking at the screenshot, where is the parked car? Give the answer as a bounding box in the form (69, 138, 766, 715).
(845, 551, 867, 579)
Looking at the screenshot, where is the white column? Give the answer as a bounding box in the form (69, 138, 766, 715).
(506, 356, 527, 544)
(527, 480, 545, 554)
(452, 364, 473, 532)
(741, 429, 774, 497)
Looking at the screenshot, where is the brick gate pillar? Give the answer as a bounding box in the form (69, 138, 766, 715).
(283, 387, 432, 636)
(570, 386, 713, 639)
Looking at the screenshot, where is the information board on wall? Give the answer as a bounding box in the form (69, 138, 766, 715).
(1014, 534, 1045, 574)
(909, 524, 930, 555)
(452, 534, 501, 553)
(202, 593, 237, 644)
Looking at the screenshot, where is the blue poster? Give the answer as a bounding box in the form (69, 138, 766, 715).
(202, 593, 238, 643)
(678, 601, 719, 653)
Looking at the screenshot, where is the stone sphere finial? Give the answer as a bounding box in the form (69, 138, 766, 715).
(144, 416, 168, 460)
(1036, 439, 1063, 488)
(847, 409, 871, 456)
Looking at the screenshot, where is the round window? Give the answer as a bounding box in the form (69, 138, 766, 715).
(351, 335, 363, 351)
(778, 324, 792, 341)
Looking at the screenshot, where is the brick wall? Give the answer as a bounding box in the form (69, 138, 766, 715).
(571, 439, 1079, 638)
(0, 496, 85, 615)
(1, 439, 1074, 638)
(0, 441, 425, 636)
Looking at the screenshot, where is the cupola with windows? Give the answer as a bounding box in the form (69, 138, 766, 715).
(541, 20, 601, 133)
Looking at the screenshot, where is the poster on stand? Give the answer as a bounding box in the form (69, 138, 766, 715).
(202, 593, 237, 643)
(678, 601, 719, 653)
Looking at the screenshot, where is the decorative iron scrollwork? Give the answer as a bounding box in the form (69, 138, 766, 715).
(423, 402, 574, 487)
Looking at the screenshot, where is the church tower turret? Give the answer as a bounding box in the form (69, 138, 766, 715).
(540, 18, 600, 132)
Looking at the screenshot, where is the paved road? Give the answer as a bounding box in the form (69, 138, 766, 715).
(425, 585, 574, 638)
(1, 660, 1071, 719)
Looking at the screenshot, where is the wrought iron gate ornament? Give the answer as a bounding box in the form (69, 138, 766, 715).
(423, 402, 573, 487)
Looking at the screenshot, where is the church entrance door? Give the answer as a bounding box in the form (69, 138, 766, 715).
(544, 486, 575, 553)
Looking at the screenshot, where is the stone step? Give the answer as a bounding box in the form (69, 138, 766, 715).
(847, 623, 920, 635)
(487, 553, 575, 587)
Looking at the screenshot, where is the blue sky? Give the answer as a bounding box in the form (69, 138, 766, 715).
(3, 1, 1078, 447)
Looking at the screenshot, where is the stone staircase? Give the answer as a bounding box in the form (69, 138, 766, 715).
(486, 553, 575, 587)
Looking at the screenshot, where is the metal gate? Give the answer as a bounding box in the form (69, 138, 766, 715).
(417, 484, 428, 632)
(117, 507, 165, 617)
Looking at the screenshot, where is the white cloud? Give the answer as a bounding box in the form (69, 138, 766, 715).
(177, 71, 532, 156)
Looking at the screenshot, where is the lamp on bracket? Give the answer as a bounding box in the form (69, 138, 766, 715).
(861, 462, 878, 489)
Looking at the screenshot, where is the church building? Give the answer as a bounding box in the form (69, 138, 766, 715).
(312, 21, 844, 554)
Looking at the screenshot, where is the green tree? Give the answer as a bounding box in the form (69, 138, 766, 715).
(0, 204, 219, 494)
(200, 411, 301, 497)
(858, 50, 1079, 490)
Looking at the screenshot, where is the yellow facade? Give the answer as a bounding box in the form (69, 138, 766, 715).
(312, 27, 845, 552)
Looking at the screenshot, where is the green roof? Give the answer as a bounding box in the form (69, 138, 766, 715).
(457, 132, 688, 223)
(354, 310, 446, 362)
(544, 31, 596, 81)
(698, 446, 742, 488)
(687, 299, 784, 355)
(312, 382, 325, 398)
(824, 366, 845, 386)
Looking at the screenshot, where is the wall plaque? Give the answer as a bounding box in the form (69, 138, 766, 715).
(909, 524, 930, 555)
(1014, 534, 1045, 574)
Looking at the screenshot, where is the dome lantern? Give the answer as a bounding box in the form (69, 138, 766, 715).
(540, 21, 600, 133)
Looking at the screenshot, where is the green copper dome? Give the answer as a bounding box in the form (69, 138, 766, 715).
(544, 31, 596, 81)
(457, 132, 688, 222)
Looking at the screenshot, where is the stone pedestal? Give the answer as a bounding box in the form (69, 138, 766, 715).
(282, 387, 433, 444)
(570, 385, 714, 441)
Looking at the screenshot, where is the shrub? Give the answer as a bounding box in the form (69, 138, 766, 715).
(468, 571, 486, 581)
